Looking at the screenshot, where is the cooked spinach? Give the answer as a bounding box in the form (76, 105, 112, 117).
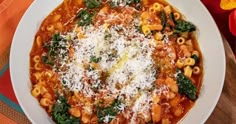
(96, 99, 122, 123)
(84, 0, 101, 9)
(191, 54, 199, 63)
(41, 55, 54, 65)
(43, 33, 68, 66)
(77, 9, 94, 26)
(104, 31, 112, 40)
(90, 56, 101, 63)
(174, 20, 196, 33)
(44, 33, 65, 54)
(160, 11, 167, 29)
(52, 96, 80, 124)
(169, 12, 176, 24)
(177, 72, 197, 101)
(88, 65, 94, 71)
(110, 0, 141, 9)
(53, 33, 61, 42)
(127, 0, 141, 4)
(135, 25, 143, 34)
(127, 0, 141, 9)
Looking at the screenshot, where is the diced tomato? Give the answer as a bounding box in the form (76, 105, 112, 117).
(229, 9, 236, 36)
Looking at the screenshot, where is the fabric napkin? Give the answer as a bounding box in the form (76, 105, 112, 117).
(0, 0, 32, 123)
(0, 0, 32, 70)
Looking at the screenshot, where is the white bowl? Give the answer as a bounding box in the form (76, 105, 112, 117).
(10, 0, 225, 124)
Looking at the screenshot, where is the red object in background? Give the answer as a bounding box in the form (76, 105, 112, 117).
(201, 0, 236, 55)
(229, 9, 236, 36)
(0, 68, 19, 104)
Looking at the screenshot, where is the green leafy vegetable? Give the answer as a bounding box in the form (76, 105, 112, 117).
(160, 11, 167, 29)
(174, 20, 196, 33)
(84, 0, 101, 9)
(77, 9, 94, 26)
(46, 34, 66, 55)
(127, 0, 141, 9)
(127, 0, 141, 4)
(135, 25, 143, 34)
(52, 96, 80, 124)
(110, 0, 141, 9)
(41, 55, 54, 65)
(96, 99, 122, 123)
(90, 56, 101, 63)
(43, 33, 68, 66)
(88, 65, 94, 71)
(104, 31, 112, 40)
(191, 54, 199, 63)
(177, 72, 197, 101)
(169, 12, 176, 24)
(53, 33, 61, 42)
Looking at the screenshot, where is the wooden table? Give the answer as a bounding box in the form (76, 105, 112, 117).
(206, 36, 236, 124)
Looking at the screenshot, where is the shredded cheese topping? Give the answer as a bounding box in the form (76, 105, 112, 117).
(52, 20, 159, 121)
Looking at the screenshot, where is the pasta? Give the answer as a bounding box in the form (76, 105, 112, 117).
(148, 24, 163, 31)
(36, 36, 42, 47)
(29, 0, 203, 124)
(176, 59, 184, 69)
(163, 5, 171, 15)
(69, 107, 81, 117)
(184, 58, 196, 66)
(53, 14, 61, 22)
(149, 6, 156, 13)
(40, 98, 52, 107)
(31, 86, 40, 97)
(142, 25, 151, 36)
(46, 25, 55, 32)
(153, 2, 162, 12)
(154, 32, 162, 41)
(33, 55, 40, 63)
(184, 66, 193, 78)
(193, 66, 201, 75)
(174, 12, 181, 20)
(34, 63, 42, 71)
(176, 37, 185, 45)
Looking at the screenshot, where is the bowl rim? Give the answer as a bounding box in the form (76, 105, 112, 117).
(9, 0, 226, 123)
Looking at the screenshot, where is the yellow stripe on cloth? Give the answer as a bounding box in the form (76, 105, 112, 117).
(0, 101, 31, 124)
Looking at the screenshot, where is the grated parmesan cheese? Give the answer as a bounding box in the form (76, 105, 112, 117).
(51, 18, 160, 121)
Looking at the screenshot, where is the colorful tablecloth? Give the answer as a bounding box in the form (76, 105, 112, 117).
(0, 0, 32, 123)
(0, 0, 235, 123)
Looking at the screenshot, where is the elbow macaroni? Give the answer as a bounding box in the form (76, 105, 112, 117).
(174, 12, 181, 20)
(153, 2, 162, 12)
(46, 25, 55, 32)
(176, 59, 184, 69)
(193, 66, 201, 75)
(33, 55, 40, 63)
(164, 5, 172, 15)
(36, 36, 42, 47)
(148, 24, 163, 31)
(184, 58, 195, 66)
(34, 63, 42, 71)
(40, 98, 52, 107)
(31, 86, 41, 97)
(177, 37, 185, 45)
(142, 25, 151, 36)
(184, 66, 193, 78)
